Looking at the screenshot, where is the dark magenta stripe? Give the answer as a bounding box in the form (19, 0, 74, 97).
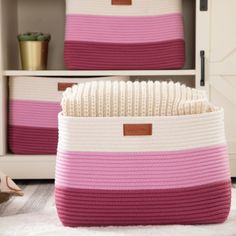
(64, 39, 185, 70)
(8, 125, 58, 154)
(55, 180, 231, 227)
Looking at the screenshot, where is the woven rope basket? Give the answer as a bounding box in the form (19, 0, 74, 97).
(64, 0, 185, 70)
(55, 81, 231, 227)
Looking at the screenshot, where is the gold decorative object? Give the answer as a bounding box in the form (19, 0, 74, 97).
(19, 41, 49, 70)
(18, 32, 51, 70)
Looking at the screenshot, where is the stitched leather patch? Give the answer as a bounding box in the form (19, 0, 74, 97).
(123, 124, 152, 136)
(112, 0, 132, 5)
(58, 83, 77, 91)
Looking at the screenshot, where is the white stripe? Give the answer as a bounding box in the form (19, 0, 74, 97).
(9, 76, 129, 102)
(66, 0, 182, 16)
(58, 109, 226, 152)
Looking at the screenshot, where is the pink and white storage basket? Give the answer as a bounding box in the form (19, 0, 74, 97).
(64, 0, 185, 70)
(56, 109, 231, 226)
(8, 76, 128, 154)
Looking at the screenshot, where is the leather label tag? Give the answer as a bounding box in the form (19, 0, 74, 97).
(112, 0, 132, 5)
(123, 124, 152, 136)
(58, 83, 77, 91)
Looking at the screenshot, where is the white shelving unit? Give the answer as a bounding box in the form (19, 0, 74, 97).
(1, 0, 235, 178)
(0, 155, 55, 179)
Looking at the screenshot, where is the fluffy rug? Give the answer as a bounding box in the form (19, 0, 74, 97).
(0, 189, 235, 236)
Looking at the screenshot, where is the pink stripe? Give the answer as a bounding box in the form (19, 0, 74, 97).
(9, 100, 60, 128)
(56, 145, 230, 190)
(65, 14, 184, 43)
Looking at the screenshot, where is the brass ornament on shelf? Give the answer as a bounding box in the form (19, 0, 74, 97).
(18, 32, 51, 70)
(19, 41, 49, 70)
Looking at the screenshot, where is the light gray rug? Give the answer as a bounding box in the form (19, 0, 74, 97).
(0, 182, 235, 236)
(0, 180, 55, 217)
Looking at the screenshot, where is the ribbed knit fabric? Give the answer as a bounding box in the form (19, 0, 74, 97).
(8, 76, 129, 154)
(56, 109, 231, 226)
(61, 81, 214, 117)
(64, 0, 185, 70)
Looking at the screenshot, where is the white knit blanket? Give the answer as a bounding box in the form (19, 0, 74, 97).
(61, 81, 216, 117)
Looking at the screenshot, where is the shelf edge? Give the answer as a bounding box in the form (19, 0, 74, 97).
(4, 70, 196, 77)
